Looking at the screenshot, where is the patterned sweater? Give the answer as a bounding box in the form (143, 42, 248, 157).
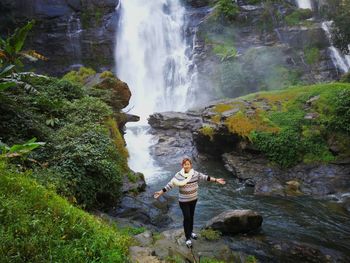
(162, 170, 211, 202)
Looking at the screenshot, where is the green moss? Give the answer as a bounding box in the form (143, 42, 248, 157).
(245, 255, 258, 263)
(201, 258, 226, 263)
(285, 9, 313, 26)
(199, 228, 221, 241)
(62, 67, 96, 85)
(0, 160, 132, 262)
(100, 71, 114, 79)
(199, 125, 215, 141)
(220, 83, 350, 167)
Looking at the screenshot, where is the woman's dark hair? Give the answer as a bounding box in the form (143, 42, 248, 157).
(181, 158, 192, 166)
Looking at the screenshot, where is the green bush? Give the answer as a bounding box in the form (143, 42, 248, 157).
(327, 89, 350, 134)
(50, 123, 124, 209)
(251, 128, 302, 167)
(285, 9, 313, 26)
(62, 67, 96, 85)
(215, 0, 239, 21)
(0, 160, 132, 262)
(0, 76, 129, 209)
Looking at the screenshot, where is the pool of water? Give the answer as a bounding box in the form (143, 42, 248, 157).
(147, 158, 350, 260)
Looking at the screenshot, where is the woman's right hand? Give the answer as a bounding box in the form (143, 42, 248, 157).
(153, 190, 163, 199)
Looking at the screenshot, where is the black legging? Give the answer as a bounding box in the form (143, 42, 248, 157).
(179, 199, 197, 240)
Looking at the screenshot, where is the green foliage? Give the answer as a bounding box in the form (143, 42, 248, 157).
(50, 122, 123, 209)
(327, 89, 350, 134)
(340, 72, 350, 83)
(201, 258, 226, 263)
(0, 76, 130, 209)
(100, 70, 115, 79)
(0, 20, 46, 70)
(214, 0, 239, 21)
(251, 128, 302, 167)
(243, 83, 350, 167)
(0, 137, 45, 159)
(199, 228, 221, 241)
(245, 255, 258, 263)
(0, 160, 132, 262)
(199, 125, 215, 141)
(165, 255, 184, 263)
(285, 9, 313, 26)
(212, 44, 238, 61)
(62, 67, 96, 85)
(304, 47, 320, 65)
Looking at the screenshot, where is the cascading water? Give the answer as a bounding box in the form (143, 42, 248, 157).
(296, 0, 312, 9)
(322, 21, 350, 73)
(67, 14, 82, 62)
(114, 0, 197, 182)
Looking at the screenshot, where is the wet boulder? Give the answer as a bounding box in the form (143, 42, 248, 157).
(204, 209, 263, 235)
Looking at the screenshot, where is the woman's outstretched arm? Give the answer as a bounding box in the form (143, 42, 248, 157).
(198, 172, 226, 185)
(153, 177, 175, 199)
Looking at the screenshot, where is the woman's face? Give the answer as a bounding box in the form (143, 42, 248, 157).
(183, 161, 192, 172)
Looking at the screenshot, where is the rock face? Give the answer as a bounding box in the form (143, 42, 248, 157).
(147, 112, 203, 165)
(204, 210, 263, 235)
(191, 1, 339, 101)
(85, 73, 132, 111)
(222, 152, 350, 197)
(0, 0, 120, 75)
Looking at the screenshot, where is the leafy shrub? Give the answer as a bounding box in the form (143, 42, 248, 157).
(50, 123, 124, 209)
(251, 128, 302, 167)
(215, 0, 239, 21)
(327, 89, 350, 134)
(100, 70, 114, 79)
(0, 160, 132, 262)
(62, 67, 96, 85)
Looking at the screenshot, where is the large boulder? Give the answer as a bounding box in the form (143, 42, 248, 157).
(204, 210, 263, 235)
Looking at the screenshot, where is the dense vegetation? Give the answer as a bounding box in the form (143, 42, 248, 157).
(207, 83, 350, 167)
(1, 22, 136, 261)
(0, 160, 133, 262)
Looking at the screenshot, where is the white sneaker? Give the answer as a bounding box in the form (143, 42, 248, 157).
(190, 232, 198, 240)
(185, 239, 192, 248)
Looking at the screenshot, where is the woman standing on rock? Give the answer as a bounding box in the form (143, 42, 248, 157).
(153, 158, 226, 248)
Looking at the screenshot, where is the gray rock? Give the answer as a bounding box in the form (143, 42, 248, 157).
(204, 209, 263, 235)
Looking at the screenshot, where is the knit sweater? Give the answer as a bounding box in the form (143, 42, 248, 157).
(162, 170, 211, 202)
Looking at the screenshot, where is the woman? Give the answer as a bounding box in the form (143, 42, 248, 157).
(153, 158, 226, 248)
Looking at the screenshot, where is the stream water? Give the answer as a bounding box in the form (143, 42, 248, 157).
(114, 0, 350, 261)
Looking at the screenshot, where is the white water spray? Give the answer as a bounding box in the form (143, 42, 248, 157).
(115, 0, 196, 181)
(296, 0, 312, 9)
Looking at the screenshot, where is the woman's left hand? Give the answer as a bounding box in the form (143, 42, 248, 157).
(216, 178, 226, 185)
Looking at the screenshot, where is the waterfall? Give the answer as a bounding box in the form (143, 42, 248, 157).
(321, 21, 350, 73)
(296, 0, 312, 9)
(114, 0, 196, 181)
(67, 14, 82, 62)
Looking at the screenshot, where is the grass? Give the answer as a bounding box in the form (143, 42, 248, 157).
(203, 82, 350, 167)
(0, 160, 133, 262)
